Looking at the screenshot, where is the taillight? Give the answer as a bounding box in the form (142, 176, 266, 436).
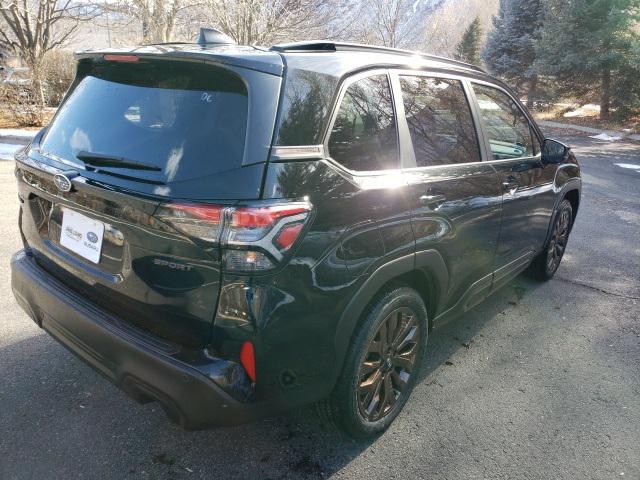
(225, 205, 308, 245)
(155, 202, 224, 243)
(154, 201, 311, 273)
(227, 205, 307, 242)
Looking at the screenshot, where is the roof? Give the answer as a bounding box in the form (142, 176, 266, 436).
(74, 39, 490, 81)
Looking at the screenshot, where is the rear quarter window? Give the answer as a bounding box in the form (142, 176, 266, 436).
(275, 68, 338, 146)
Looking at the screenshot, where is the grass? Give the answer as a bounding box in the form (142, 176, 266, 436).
(0, 106, 55, 130)
(532, 102, 640, 133)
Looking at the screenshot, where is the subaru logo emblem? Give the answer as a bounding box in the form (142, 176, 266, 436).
(86, 232, 98, 243)
(53, 173, 72, 192)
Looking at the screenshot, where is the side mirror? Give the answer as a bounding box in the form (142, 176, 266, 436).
(541, 138, 569, 164)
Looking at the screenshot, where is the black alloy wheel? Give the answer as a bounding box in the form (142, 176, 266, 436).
(529, 199, 573, 281)
(357, 307, 420, 422)
(546, 206, 571, 275)
(320, 286, 428, 438)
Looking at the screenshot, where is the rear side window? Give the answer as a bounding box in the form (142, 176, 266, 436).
(328, 74, 398, 172)
(472, 84, 534, 160)
(275, 69, 338, 145)
(40, 59, 248, 185)
(400, 76, 481, 167)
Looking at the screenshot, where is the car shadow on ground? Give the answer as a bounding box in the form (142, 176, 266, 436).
(0, 276, 544, 479)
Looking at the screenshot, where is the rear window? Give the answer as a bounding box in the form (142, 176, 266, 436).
(40, 59, 248, 184)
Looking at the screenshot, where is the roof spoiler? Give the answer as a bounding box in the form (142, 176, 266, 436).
(196, 28, 236, 46)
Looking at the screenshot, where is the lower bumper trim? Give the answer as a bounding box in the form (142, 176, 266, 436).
(11, 249, 272, 429)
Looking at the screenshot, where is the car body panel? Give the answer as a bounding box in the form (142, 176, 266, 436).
(11, 41, 582, 427)
(15, 155, 226, 348)
(402, 164, 503, 312)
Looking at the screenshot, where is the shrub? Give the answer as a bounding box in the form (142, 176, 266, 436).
(42, 49, 76, 107)
(0, 82, 44, 127)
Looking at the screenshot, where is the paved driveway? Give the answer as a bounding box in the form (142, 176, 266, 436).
(0, 133, 638, 479)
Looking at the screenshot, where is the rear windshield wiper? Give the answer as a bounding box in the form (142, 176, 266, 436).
(76, 151, 161, 171)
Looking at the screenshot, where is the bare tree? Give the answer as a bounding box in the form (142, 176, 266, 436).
(0, 0, 96, 104)
(347, 0, 451, 50)
(111, 0, 194, 43)
(422, 0, 499, 56)
(369, 0, 415, 48)
(191, 0, 347, 46)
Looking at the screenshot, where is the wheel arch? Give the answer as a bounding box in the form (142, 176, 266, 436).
(544, 181, 581, 246)
(563, 188, 580, 228)
(332, 250, 448, 383)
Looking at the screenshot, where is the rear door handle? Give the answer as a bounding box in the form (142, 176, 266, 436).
(419, 194, 446, 208)
(502, 177, 519, 194)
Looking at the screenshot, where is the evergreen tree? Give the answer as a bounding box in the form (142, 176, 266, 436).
(482, 0, 544, 106)
(455, 17, 482, 66)
(535, 0, 640, 120)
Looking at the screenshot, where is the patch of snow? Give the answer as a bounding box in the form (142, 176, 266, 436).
(0, 128, 36, 139)
(614, 163, 640, 172)
(564, 103, 600, 118)
(589, 133, 622, 141)
(0, 143, 23, 160)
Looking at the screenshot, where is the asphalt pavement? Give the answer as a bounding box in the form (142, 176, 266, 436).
(0, 133, 638, 479)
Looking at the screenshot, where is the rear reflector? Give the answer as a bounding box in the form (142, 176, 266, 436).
(103, 54, 140, 63)
(240, 341, 256, 382)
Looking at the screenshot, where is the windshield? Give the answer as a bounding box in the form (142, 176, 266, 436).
(40, 59, 249, 187)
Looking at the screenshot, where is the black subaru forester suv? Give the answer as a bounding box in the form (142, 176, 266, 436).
(11, 29, 581, 438)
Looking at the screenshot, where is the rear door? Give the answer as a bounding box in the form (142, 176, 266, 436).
(325, 71, 415, 276)
(393, 72, 503, 314)
(17, 55, 281, 348)
(469, 82, 556, 288)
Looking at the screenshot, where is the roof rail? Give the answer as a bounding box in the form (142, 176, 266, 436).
(270, 40, 485, 73)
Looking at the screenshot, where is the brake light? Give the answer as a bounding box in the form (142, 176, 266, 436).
(103, 54, 140, 63)
(154, 201, 311, 273)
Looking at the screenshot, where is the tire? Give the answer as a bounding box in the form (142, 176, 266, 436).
(529, 199, 573, 281)
(320, 285, 428, 438)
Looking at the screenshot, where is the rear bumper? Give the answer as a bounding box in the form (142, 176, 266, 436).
(11, 249, 271, 429)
